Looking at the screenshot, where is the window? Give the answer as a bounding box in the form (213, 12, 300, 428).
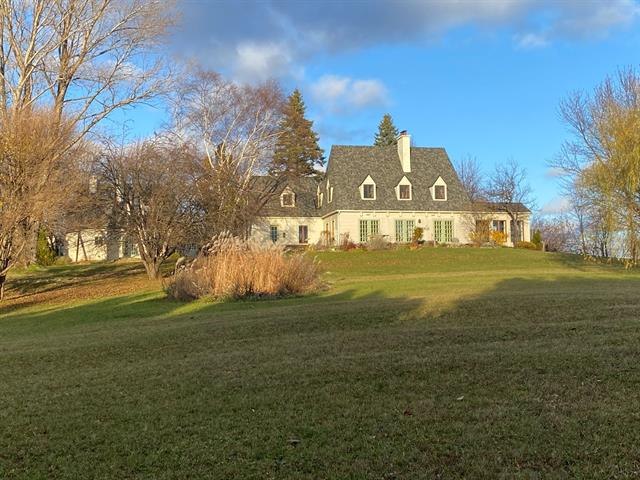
(281, 193, 295, 207)
(399, 184, 411, 200)
(431, 177, 447, 201)
(359, 219, 380, 242)
(270, 225, 278, 243)
(94, 236, 104, 247)
(363, 184, 375, 199)
(492, 220, 505, 232)
(395, 220, 415, 242)
(299, 225, 308, 244)
(434, 220, 453, 243)
(510, 220, 525, 243)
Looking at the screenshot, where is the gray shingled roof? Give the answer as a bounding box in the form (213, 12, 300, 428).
(473, 201, 531, 214)
(253, 175, 321, 217)
(319, 145, 472, 214)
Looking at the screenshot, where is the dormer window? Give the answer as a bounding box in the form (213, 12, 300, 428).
(430, 177, 448, 201)
(363, 184, 374, 199)
(395, 176, 412, 201)
(360, 175, 377, 200)
(280, 187, 295, 207)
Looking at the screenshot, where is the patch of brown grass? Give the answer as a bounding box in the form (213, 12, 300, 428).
(165, 234, 321, 301)
(1, 261, 158, 313)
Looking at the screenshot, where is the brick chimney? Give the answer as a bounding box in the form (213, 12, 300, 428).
(397, 130, 410, 173)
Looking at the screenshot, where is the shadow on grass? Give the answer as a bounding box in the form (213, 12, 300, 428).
(0, 287, 428, 338)
(6, 262, 144, 296)
(3, 274, 640, 478)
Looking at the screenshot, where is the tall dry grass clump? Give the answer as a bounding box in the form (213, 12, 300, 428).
(165, 233, 321, 301)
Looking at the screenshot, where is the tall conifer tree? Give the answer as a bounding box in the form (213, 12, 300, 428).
(374, 113, 399, 146)
(272, 89, 324, 176)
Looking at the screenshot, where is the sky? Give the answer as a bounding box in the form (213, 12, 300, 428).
(131, 0, 640, 214)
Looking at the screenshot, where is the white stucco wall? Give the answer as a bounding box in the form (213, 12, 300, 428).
(316, 210, 530, 246)
(66, 230, 140, 262)
(332, 210, 475, 244)
(251, 217, 324, 246)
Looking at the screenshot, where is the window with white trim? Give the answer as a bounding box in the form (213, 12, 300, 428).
(280, 187, 295, 207)
(395, 220, 415, 242)
(298, 225, 308, 244)
(359, 219, 379, 242)
(434, 219, 453, 243)
(430, 177, 448, 201)
(395, 176, 412, 200)
(359, 175, 377, 200)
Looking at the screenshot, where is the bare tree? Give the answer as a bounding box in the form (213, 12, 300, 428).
(0, 0, 173, 125)
(532, 215, 573, 252)
(0, 0, 173, 298)
(0, 109, 75, 299)
(486, 158, 534, 244)
(171, 68, 285, 241)
(98, 139, 198, 279)
(455, 154, 484, 202)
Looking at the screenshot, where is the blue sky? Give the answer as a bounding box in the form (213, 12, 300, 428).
(131, 0, 640, 214)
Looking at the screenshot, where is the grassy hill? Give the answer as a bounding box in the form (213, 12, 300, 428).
(2, 248, 640, 478)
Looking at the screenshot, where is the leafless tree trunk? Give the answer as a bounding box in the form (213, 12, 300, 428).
(98, 139, 199, 280)
(0, 108, 75, 299)
(170, 68, 285, 243)
(0, 0, 173, 298)
(485, 158, 534, 245)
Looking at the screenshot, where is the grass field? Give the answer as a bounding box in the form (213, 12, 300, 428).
(2, 248, 640, 478)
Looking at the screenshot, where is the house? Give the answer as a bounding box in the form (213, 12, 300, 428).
(251, 131, 531, 247)
(66, 229, 139, 262)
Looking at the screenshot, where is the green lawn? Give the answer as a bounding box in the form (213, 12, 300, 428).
(2, 248, 640, 478)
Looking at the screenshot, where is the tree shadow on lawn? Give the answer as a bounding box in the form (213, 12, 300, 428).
(5, 261, 144, 296)
(0, 287, 429, 340)
(1, 261, 178, 314)
(3, 275, 640, 478)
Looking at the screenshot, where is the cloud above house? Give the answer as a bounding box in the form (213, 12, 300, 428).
(173, 0, 640, 79)
(310, 75, 388, 113)
(540, 196, 572, 215)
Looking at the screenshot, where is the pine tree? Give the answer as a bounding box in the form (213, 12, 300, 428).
(374, 113, 399, 146)
(272, 89, 324, 176)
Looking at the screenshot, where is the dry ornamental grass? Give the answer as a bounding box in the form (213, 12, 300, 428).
(165, 233, 321, 300)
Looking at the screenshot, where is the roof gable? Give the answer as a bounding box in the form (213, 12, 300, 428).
(321, 145, 471, 212)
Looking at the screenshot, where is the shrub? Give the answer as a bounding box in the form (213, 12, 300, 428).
(490, 231, 507, 246)
(367, 234, 389, 251)
(532, 229, 542, 248)
(515, 241, 540, 250)
(165, 233, 321, 301)
(339, 233, 357, 251)
(36, 228, 56, 266)
(412, 227, 424, 243)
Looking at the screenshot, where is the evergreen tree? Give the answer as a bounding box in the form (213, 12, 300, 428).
(272, 89, 324, 176)
(374, 113, 399, 146)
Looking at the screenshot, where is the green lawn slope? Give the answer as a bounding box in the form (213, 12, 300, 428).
(1, 248, 640, 478)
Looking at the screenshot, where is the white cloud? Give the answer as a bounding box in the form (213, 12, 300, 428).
(310, 75, 389, 113)
(233, 42, 297, 83)
(545, 166, 567, 178)
(515, 32, 550, 49)
(350, 79, 388, 108)
(174, 0, 640, 81)
(540, 196, 571, 215)
(310, 75, 350, 103)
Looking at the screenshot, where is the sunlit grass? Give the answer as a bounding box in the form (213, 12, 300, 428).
(2, 248, 640, 478)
